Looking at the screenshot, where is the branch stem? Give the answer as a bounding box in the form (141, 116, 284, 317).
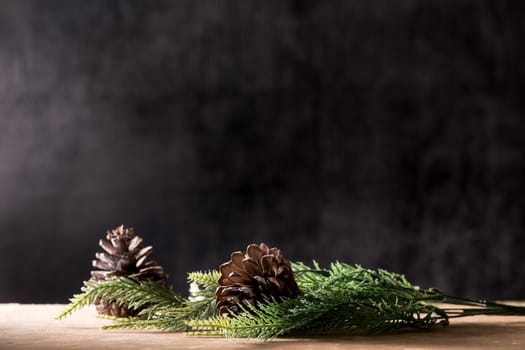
(425, 290, 525, 318)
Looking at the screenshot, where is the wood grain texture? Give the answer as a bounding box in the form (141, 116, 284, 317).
(1, 304, 525, 349)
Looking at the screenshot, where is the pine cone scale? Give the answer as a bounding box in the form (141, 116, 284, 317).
(128, 236, 143, 251)
(99, 239, 118, 255)
(242, 258, 260, 275)
(261, 255, 278, 275)
(95, 252, 114, 265)
(92, 259, 113, 271)
(91, 270, 113, 280)
(230, 252, 245, 268)
(269, 248, 282, 258)
(219, 264, 233, 284)
(135, 255, 148, 268)
(136, 246, 153, 260)
(227, 272, 247, 284)
(246, 244, 264, 261)
(111, 238, 126, 251)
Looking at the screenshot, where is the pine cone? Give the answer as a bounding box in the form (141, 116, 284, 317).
(216, 243, 301, 316)
(90, 225, 168, 317)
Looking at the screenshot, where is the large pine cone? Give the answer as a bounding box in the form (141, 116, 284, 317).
(90, 225, 168, 317)
(216, 243, 301, 316)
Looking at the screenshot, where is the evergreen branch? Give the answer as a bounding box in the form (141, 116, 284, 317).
(186, 262, 449, 340)
(58, 261, 525, 340)
(77, 271, 220, 332)
(56, 277, 184, 321)
(100, 309, 190, 331)
(184, 270, 220, 320)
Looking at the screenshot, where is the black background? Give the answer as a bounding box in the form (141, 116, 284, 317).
(1, 0, 525, 302)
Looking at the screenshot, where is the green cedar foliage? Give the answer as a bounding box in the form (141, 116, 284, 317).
(57, 262, 525, 340)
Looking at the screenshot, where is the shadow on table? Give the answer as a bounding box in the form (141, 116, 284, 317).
(243, 320, 525, 349)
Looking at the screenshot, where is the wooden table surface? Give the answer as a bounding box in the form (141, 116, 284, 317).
(1, 303, 525, 349)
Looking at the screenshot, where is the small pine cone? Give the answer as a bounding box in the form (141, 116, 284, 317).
(90, 225, 168, 317)
(216, 243, 301, 316)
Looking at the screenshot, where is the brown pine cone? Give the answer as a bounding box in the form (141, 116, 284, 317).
(90, 225, 168, 317)
(216, 243, 301, 316)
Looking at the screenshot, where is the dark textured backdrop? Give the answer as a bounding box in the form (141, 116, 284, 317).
(1, 1, 525, 302)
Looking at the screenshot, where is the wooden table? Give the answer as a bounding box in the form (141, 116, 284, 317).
(1, 303, 525, 349)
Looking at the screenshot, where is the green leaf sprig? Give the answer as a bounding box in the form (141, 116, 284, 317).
(187, 262, 448, 339)
(57, 261, 525, 340)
